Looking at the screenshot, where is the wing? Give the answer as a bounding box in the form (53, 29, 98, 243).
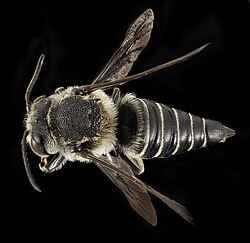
(91, 8, 154, 85)
(87, 152, 157, 226)
(85, 152, 193, 226)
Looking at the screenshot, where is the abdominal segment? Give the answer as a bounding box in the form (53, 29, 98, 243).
(117, 94, 235, 159)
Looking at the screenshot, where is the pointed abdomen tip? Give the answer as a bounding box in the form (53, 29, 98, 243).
(221, 126, 236, 141)
(205, 120, 235, 144)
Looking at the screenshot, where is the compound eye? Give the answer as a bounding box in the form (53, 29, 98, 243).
(30, 133, 48, 157)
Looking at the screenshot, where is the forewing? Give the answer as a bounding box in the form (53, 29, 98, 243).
(91, 8, 154, 85)
(86, 153, 157, 226)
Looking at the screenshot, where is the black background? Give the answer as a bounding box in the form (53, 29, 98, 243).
(6, 0, 249, 241)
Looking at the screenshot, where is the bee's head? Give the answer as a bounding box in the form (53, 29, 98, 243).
(25, 95, 66, 171)
(25, 95, 60, 153)
(21, 54, 65, 192)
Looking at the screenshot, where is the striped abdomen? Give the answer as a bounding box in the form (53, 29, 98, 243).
(117, 94, 235, 159)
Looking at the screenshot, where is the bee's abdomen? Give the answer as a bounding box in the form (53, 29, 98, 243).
(118, 95, 235, 159)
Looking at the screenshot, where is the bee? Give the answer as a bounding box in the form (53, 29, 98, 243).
(21, 8, 235, 226)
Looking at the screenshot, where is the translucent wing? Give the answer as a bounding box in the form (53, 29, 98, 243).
(87, 152, 157, 225)
(91, 8, 154, 85)
(85, 152, 193, 226)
